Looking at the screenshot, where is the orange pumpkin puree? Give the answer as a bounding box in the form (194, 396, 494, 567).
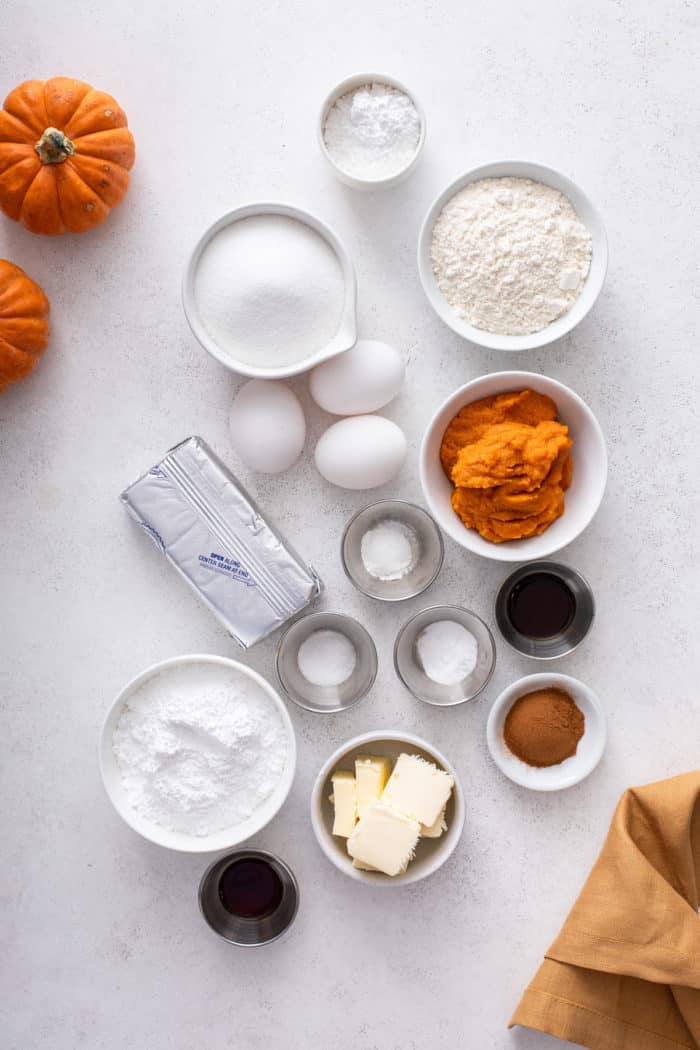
(440, 390, 573, 543)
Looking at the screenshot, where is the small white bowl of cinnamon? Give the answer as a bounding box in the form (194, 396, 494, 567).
(486, 672, 606, 791)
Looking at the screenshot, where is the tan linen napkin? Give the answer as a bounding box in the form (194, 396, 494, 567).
(510, 770, 700, 1049)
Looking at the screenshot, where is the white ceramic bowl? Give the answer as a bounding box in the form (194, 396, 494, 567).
(99, 654, 297, 852)
(183, 202, 357, 379)
(419, 371, 607, 562)
(418, 161, 608, 351)
(486, 672, 606, 791)
(310, 731, 465, 885)
(318, 73, 426, 190)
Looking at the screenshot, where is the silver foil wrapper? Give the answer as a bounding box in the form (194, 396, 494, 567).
(121, 436, 322, 648)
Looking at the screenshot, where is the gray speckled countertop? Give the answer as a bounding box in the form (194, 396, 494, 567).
(2, 1, 698, 1047)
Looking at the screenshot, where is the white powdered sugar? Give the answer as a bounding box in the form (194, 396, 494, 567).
(431, 177, 592, 336)
(112, 663, 288, 836)
(323, 82, 421, 180)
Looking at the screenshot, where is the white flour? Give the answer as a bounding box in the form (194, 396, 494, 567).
(431, 177, 592, 335)
(194, 214, 344, 367)
(323, 83, 421, 180)
(112, 663, 288, 836)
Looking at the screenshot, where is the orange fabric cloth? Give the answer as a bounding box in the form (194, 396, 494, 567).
(510, 771, 700, 1049)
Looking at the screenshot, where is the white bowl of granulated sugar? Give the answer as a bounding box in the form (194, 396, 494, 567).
(99, 654, 296, 852)
(418, 160, 608, 351)
(183, 202, 357, 379)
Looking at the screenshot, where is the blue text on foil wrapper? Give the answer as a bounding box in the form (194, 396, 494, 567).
(198, 552, 257, 587)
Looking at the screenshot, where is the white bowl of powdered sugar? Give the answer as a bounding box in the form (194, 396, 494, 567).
(183, 202, 357, 378)
(418, 161, 608, 351)
(100, 655, 296, 852)
(319, 73, 426, 189)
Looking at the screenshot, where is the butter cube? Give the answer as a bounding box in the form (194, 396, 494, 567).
(355, 754, 393, 817)
(420, 807, 447, 838)
(381, 753, 454, 827)
(352, 858, 378, 871)
(346, 802, 421, 877)
(330, 771, 357, 837)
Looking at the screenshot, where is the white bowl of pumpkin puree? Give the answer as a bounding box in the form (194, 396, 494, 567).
(420, 372, 607, 562)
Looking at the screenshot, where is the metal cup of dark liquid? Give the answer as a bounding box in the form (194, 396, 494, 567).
(495, 561, 594, 659)
(199, 850, 299, 946)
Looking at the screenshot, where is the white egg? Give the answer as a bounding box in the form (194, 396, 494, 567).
(314, 415, 407, 490)
(229, 379, 306, 474)
(309, 339, 405, 415)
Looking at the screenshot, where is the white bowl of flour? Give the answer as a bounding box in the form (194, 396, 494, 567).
(418, 161, 608, 351)
(100, 655, 296, 852)
(183, 202, 357, 378)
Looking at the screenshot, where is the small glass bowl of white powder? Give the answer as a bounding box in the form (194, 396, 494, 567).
(341, 500, 444, 601)
(394, 605, 496, 706)
(319, 73, 426, 189)
(276, 612, 378, 713)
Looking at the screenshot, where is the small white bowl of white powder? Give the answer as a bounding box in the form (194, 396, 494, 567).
(100, 655, 296, 852)
(418, 161, 608, 351)
(319, 74, 425, 189)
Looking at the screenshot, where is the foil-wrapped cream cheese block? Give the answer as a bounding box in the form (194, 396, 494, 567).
(121, 436, 322, 648)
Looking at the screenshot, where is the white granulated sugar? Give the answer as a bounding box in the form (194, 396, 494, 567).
(431, 177, 593, 336)
(360, 519, 418, 581)
(297, 629, 357, 687)
(323, 82, 421, 181)
(194, 214, 344, 367)
(416, 620, 478, 686)
(112, 663, 288, 836)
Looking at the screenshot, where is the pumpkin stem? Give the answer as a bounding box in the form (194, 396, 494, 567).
(35, 127, 75, 165)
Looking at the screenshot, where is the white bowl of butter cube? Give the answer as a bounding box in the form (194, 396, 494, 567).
(310, 731, 465, 885)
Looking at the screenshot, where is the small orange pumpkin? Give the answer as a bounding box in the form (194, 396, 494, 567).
(0, 260, 50, 391)
(0, 77, 135, 235)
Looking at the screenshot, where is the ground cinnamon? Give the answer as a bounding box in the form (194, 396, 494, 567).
(503, 687, 584, 767)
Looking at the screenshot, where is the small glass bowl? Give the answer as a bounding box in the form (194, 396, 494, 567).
(198, 849, 299, 946)
(341, 500, 444, 602)
(394, 605, 496, 706)
(494, 561, 595, 659)
(276, 611, 378, 713)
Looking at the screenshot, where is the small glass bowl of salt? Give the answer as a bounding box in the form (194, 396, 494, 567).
(394, 605, 496, 707)
(341, 500, 444, 602)
(276, 612, 378, 713)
